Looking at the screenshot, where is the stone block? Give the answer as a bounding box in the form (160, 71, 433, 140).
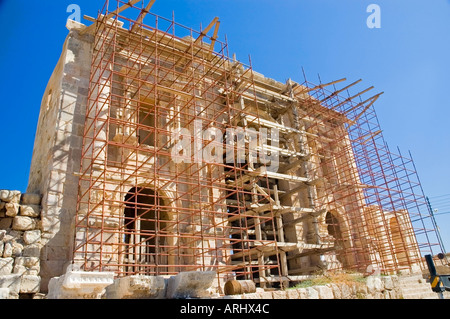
(0, 190, 21, 203)
(166, 271, 216, 299)
(356, 283, 368, 295)
(286, 289, 300, 299)
(258, 291, 273, 299)
(0, 288, 9, 299)
(306, 287, 319, 299)
(20, 275, 41, 294)
(373, 292, 383, 299)
(339, 283, 352, 299)
(21, 193, 42, 205)
(5, 203, 19, 217)
(366, 276, 383, 293)
(11, 241, 23, 257)
(13, 257, 40, 275)
(0, 230, 5, 241)
(0, 258, 14, 275)
(23, 244, 42, 258)
(3, 242, 12, 258)
(327, 283, 341, 299)
(0, 274, 21, 295)
(20, 205, 41, 218)
(295, 288, 309, 299)
(23, 230, 41, 245)
(272, 290, 288, 299)
(47, 270, 115, 299)
(381, 276, 394, 290)
(313, 285, 334, 299)
(389, 290, 399, 299)
(0, 218, 12, 230)
(12, 216, 38, 231)
(4, 230, 22, 242)
(241, 293, 259, 299)
(0, 242, 3, 257)
(105, 275, 166, 299)
(390, 275, 399, 286)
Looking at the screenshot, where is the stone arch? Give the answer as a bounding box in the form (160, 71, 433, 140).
(117, 178, 180, 275)
(320, 208, 355, 269)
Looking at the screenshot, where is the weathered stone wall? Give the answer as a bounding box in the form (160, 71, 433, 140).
(26, 20, 93, 292)
(0, 190, 43, 299)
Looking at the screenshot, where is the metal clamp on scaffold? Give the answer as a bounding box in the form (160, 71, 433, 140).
(425, 254, 450, 299)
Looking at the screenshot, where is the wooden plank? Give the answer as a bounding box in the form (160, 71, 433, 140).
(131, 0, 157, 32)
(247, 167, 312, 184)
(255, 184, 274, 203)
(350, 92, 384, 125)
(81, 0, 141, 35)
(321, 79, 362, 103)
(279, 159, 304, 174)
(105, 0, 142, 21)
(208, 21, 221, 59)
(280, 184, 307, 199)
(332, 86, 375, 110)
(195, 17, 219, 44)
(304, 78, 347, 93)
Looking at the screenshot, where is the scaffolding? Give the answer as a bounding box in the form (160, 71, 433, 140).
(72, 0, 444, 289)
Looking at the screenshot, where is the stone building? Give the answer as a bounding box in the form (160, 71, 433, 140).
(0, 1, 444, 298)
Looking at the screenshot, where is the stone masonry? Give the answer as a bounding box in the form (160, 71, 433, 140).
(0, 190, 44, 299)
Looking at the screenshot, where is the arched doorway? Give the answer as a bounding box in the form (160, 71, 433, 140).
(123, 187, 170, 275)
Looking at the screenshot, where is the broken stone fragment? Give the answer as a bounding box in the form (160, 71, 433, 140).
(20, 205, 41, 218)
(23, 230, 41, 245)
(0, 190, 21, 204)
(0, 287, 9, 299)
(12, 216, 37, 231)
(105, 275, 166, 299)
(0, 258, 14, 275)
(11, 241, 23, 257)
(0, 274, 21, 297)
(5, 203, 19, 217)
(2, 242, 12, 258)
(13, 257, 40, 275)
(48, 270, 115, 299)
(20, 275, 41, 294)
(165, 271, 216, 299)
(21, 193, 42, 205)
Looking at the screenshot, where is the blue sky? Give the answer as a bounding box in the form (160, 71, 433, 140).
(0, 0, 449, 250)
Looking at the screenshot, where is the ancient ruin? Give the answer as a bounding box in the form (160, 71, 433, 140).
(0, 0, 447, 299)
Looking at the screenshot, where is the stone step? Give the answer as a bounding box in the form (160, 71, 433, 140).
(396, 274, 444, 299)
(403, 293, 439, 299)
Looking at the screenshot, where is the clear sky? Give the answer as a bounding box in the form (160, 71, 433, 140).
(0, 0, 449, 250)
